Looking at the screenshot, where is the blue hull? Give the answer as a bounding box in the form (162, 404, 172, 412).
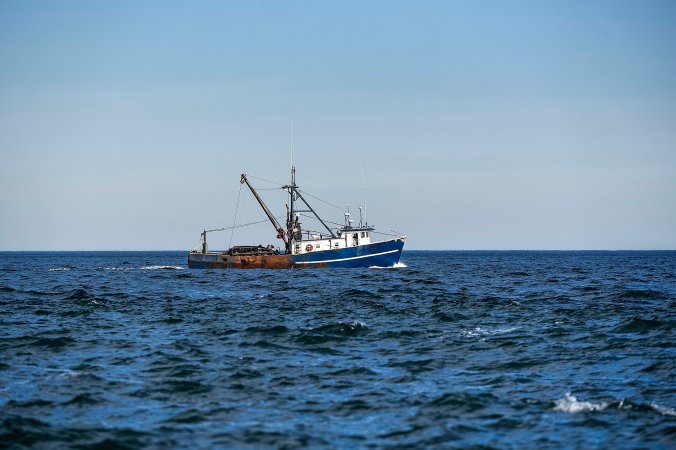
(292, 239, 405, 268)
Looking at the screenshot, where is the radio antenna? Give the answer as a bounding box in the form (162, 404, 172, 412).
(360, 164, 367, 225)
(290, 118, 295, 185)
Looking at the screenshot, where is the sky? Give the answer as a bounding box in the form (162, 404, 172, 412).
(1, 0, 675, 250)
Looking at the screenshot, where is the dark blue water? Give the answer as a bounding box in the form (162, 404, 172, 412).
(1, 251, 674, 449)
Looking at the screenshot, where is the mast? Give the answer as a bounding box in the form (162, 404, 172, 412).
(240, 174, 287, 247)
(283, 124, 335, 248)
(283, 165, 336, 247)
(287, 165, 296, 253)
(290, 165, 295, 221)
(287, 121, 296, 253)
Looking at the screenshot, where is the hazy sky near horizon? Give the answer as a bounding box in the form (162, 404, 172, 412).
(1, 0, 675, 250)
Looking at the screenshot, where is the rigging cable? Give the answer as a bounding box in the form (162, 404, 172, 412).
(371, 230, 401, 237)
(248, 174, 284, 186)
(297, 189, 344, 211)
(210, 217, 286, 233)
(298, 213, 343, 228)
(248, 174, 345, 212)
(298, 213, 398, 237)
(229, 184, 243, 249)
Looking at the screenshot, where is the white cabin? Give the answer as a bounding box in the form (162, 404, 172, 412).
(292, 227, 374, 255)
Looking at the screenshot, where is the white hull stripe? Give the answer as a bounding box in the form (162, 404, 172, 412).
(294, 249, 399, 265)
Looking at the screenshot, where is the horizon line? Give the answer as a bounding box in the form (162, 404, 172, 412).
(1, 249, 674, 252)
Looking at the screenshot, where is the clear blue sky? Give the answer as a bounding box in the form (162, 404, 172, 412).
(1, 0, 675, 250)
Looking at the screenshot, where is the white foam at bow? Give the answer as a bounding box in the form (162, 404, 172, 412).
(369, 262, 408, 269)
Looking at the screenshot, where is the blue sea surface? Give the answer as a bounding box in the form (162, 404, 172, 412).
(0, 251, 674, 448)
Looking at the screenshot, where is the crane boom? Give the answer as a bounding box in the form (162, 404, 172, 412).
(240, 174, 288, 246)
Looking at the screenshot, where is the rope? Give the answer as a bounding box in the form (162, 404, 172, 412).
(298, 189, 344, 211)
(209, 216, 287, 234)
(298, 212, 400, 237)
(371, 230, 401, 237)
(248, 175, 344, 212)
(299, 213, 343, 228)
(229, 184, 243, 248)
(248, 174, 285, 186)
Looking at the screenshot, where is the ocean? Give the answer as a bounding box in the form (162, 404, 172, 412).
(0, 251, 674, 449)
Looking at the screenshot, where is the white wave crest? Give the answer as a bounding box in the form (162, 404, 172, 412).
(651, 402, 676, 416)
(369, 262, 408, 269)
(140, 265, 184, 270)
(56, 369, 80, 378)
(554, 393, 608, 413)
(99, 267, 133, 271)
(48, 267, 71, 272)
(461, 326, 519, 337)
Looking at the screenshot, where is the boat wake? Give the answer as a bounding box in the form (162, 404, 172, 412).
(140, 265, 184, 270)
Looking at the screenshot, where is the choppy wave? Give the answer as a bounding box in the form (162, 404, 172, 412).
(614, 288, 667, 300)
(295, 321, 369, 345)
(310, 321, 368, 335)
(613, 317, 670, 333)
(649, 403, 676, 416)
(1, 250, 674, 448)
(57, 288, 92, 300)
(461, 326, 520, 338)
(554, 393, 676, 417)
(554, 393, 609, 413)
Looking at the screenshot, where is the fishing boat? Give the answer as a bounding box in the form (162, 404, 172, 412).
(188, 165, 405, 269)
